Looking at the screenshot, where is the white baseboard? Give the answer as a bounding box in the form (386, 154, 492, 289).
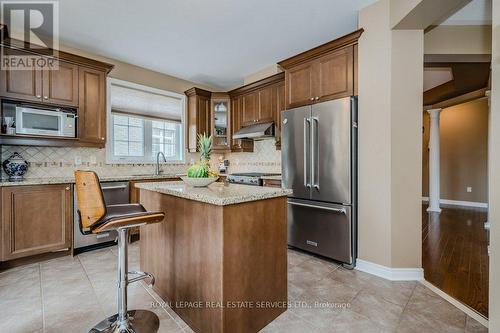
(421, 197, 488, 208)
(420, 280, 488, 328)
(355, 259, 424, 281)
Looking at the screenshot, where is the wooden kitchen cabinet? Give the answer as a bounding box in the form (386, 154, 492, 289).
(285, 61, 314, 109)
(241, 91, 258, 126)
(274, 81, 286, 149)
(0, 58, 79, 108)
(278, 29, 362, 109)
(78, 67, 107, 145)
(1, 184, 72, 261)
(315, 46, 354, 102)
(185, 87, 211, 152)
(0, 39, 113, 148)
(211, 93, 231, 151)
(43, 61, 79, 107)
(262, 179, 282, 188)
(229, 72, 285, 150)
(0, 49, 43, 103)
(258, 85, 275, 123)
(241, 84, 278, 126)
(230, 95, 253, 152)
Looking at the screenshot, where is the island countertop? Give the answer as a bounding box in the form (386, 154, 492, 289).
(135, 181, 292, 206)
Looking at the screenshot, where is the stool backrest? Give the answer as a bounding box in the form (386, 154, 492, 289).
(74, 170, 106, 229)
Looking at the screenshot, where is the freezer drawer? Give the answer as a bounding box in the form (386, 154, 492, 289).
(288, 198, 352, 264)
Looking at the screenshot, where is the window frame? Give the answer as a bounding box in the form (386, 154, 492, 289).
(106, 78, 186, 164)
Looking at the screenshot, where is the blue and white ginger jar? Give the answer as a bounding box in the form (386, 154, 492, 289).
(2, 152, 28, 181)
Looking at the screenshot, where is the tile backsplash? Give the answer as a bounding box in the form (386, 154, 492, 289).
(1, 140, 281, 179)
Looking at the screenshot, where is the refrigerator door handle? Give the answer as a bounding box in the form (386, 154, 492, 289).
(304, 117, 311, 188)
(311, 116, 320, 190)
(288, 201, 346, 214)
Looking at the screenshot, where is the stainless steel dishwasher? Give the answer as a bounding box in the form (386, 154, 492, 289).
(73, 181, 130, 253)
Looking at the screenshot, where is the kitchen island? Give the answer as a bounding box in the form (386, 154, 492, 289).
(136, 181, 292, 333)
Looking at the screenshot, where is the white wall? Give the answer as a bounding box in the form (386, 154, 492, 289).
(358, 0, 423, 268)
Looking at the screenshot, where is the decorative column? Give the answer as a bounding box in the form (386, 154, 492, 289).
(427, 108, 442, 213)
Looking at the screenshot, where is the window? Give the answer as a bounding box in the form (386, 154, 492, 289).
(107, 79, 185, 163)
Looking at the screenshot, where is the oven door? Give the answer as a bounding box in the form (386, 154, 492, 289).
(16, 107, 65, 136)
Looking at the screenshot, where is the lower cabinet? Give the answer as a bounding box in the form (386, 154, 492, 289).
(1, 184, 72, 261)
(262, 179, 282, 188)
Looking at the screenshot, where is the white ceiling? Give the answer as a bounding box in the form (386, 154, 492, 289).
(442, 0, 492, 25)
(55, 0, 375, 90)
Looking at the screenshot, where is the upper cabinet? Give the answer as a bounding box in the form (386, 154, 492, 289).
(315, 46, 354, 102)
(0, 40, 113, 148)
(185, 87, 211, 153)
(241, 91, 258, 126)
(0, 48, 43, 103)
(211, 93, 231, 151)
(278, 29, 362, 109)
(257, 85, 275, 124)
(285, 62, 314, 109)
(0, 58, 79, 107)
(239, 83, 280, 126)
(274, 81, 286, 149)
(229, 72, 285, 149)
(78, 67, 106, 144)
(230, 95, 253, 152)
(42, 61, 79, 107)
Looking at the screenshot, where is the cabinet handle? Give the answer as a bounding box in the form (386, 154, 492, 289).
(65, 186, 70, 190)
(101, 137, 105, 140)
(315, 96, 320, 101)
(36, 95, 41, 99)
(310, 97, 314, 101)
(43, 96, 48, 100)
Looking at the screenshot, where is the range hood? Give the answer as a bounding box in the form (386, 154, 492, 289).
(232, 122, 275, 140)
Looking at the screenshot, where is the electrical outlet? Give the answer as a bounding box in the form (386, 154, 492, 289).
(90, 155, 97, 165)
(466, 186, 472, 193)
(74, 156, 82, 166)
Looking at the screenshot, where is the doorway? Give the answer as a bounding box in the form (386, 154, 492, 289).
(422, 63, 490, 318)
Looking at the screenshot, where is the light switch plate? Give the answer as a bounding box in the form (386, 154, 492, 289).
(90, 155, 97, 165)
(74, 156, 82, 166)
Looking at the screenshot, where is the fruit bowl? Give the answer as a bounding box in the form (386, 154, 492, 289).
(181, 176, 218, 187)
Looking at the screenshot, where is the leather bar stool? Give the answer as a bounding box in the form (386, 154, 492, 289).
(74, 170, 165, 333)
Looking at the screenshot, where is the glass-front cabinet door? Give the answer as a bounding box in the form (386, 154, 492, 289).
(211, 93, 231, 151)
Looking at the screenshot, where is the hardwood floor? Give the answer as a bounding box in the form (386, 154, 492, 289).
(422, 204, 489, 317)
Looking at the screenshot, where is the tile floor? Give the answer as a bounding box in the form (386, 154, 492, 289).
(0, 242, 487, 333)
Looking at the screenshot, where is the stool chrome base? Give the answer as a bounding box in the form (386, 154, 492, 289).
(89, 310, 159, 333)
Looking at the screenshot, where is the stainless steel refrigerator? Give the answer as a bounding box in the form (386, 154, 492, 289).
(281, 96, 357, 268)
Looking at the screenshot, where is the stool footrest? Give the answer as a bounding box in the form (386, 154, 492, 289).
(128, 271, 155, 287)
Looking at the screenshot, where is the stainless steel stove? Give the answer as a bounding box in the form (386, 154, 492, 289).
(227, 172, 280, 186)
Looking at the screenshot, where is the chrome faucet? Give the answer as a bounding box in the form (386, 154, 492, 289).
(155, 152, 166, 175)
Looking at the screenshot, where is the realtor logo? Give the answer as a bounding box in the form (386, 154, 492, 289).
(1, 1, 59, 70)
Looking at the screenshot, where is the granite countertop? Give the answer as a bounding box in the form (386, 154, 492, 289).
(261, 175, 282, 181)
(135, 181, 292, 206)
(0, 174, 181, 187)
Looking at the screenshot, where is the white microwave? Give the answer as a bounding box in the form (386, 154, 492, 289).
(15, 106, 76, 138)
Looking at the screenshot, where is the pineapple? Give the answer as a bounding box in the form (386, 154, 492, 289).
(187, 133, 217, 178)
(198, 133, 212, 162)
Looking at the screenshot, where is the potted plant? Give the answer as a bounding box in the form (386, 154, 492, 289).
(182, 133, 219, 187)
